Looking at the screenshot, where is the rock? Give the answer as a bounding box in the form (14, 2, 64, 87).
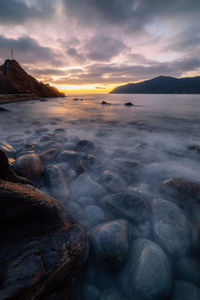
(0, 142, 16, 157)
(75, 140, 94, 152)
(7, 134, 24, 146)
(111, 157, 140, 183)
(75, 154, 102, 175)
(0, 107, 9, 112)
(188, 144, 200, 155)
(24, 142, 38, 152)
(90, 219, 129, 268)
(170, 281, 200, 300)
(175, 257, 200, 287)
(119, 238, 172, 300)
(126, 183, 152, 201)
(152, 198, 192, 256)
(40, 134, 56, 143)
(39, 147, 59, 162)
(62, 142, 75, 151)
(39, 140, 60, 151)
(82, 284, 101, 300)
(0, 179, 86, 300)
(84, 205, 105, 227)
(124, 102, 134, 107)
(14, 152, 42, 180)
(101, 193, 147, 222)
(58, 150, 85, 163)
(76, 196, 95, 208)
(66, 201, 83, 220)
(70, 173, 106, 200)
(161, 178, 200, 205)
(43, 165, 69, 203)
(99, 170, 126, 193)
(0, 150, 32, 185)
(101, 101, 111, 105)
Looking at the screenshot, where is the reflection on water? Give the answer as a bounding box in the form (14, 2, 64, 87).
(1, 94, 200, 300)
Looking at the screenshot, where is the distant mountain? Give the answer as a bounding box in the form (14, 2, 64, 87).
(0, 59, 65, 97)
(110, 76, 200, 94)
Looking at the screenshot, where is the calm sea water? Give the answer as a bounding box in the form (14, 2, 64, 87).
(1, 94, 200, 299)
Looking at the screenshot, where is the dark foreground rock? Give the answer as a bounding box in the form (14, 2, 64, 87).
(0, 152, 87, 300)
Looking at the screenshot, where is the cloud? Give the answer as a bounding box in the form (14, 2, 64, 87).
(0, 35, 62, 65)
(0, 0, 57, 24)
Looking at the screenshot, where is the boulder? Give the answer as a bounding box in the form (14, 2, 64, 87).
(84, 205, 105, 227)
(101, 193, 147, 222)
(170, 281, 200, 300)
(99, 170, 126, 193)
(58, 150, 85, 164)
(14, 152, 42, 180)
(161, 178, 200, 205)
(39, 148, 59, 162)
(0, 142, 16, 157)
(0, 179, 86, 300)
(124, 102, 134, 106)
(152, 198, 192, 256)
(90, 219, 129, 268)
(70, 173, 106, 200)
(119, 238, 172, 300)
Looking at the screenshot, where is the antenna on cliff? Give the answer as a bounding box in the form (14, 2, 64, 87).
(11, 48, 14, 60)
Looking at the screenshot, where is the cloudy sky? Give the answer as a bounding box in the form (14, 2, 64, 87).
(0, 0, 199, 93)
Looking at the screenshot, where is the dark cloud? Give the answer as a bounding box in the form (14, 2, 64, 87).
(0, 0, 56, 24)
(0, 35, 61, 65)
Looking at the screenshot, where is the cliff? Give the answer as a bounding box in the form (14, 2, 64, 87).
(0, 59, 65, 98)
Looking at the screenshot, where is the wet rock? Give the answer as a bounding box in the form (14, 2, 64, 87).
(152, 198, 192, 256)
(161, 178, 200, 205)
(126, 183, 152, 201)
(0, 142, 16, 157)
(35, 127, 49, 134)
(0, 107, 9, 112)
(175, 257, 200, 287)
(124, 102, 134, 107)
(0, 150, 32, 185)
(99, 170, 126, 193)
(75, 154, 102, 175)
(62, 142, 75, 151)
(90, 219, 129, 268)
(188, 144, 200, 155)
(58, 150, 85, 164)
(76, 196, 95, 208)
(170, 281, 200, 300)
(84, 205, 105, 227)
(119, 238, 172, 300)
(40, 134, 56, 143)
(39, 147, 59, 162)
(14, 152, 42, 180)
(75, 139, 94, 152)
(43, 165, 69, 203)
(24, 142, 38, 152)
(70, 173, 106, 200)
(111, 157, 140, 183)
(101, 101, 111, 105)
(82, 284, 101, 300)
(39, 140, 60, 151)
(7, 134, 24, 146)
(0, 179, 86, 300)
(101, 193, 147, 222)
(66, 201, 83, 220)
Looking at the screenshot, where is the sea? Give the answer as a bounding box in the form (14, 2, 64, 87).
(0, 94, 200, 299)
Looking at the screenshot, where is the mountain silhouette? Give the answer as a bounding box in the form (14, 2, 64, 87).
(0, 59, 64, 97)
(111, 76, 200, 94)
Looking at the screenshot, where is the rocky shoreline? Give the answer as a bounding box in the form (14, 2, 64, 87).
(0, 94, 43, 105)
(0, 124, 200, 299)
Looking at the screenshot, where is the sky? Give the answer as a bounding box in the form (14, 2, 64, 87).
(0, 0, 199, 94)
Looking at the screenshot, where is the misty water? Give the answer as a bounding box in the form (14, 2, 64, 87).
(1, 94, 200, 299)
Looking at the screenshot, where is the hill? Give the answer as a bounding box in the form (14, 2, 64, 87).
(0, 59, 65, 98)
(110, 76, 200, 94)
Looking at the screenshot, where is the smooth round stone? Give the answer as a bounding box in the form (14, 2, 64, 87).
(75, 139, 94, 152)
(170, 281, 200, 300)
(62, 142, 75, 151)
(82, 284, 100, 300)
(152, 198, 192, 256)
(40, 134, 56, 142)
(7, 135, 24, 145)
(39, 148, 59, 162)
(75, 154, 102, 175)
(84, 205, 105, 227)
(175, 257, 200, 287)
(90, 219, 129, 268)
(76, 196, 95, 208)
(130, 220, 151, 239)
(126, 183, 152, 201)
(14, 153, 42, 179)
(101, 193, 147, 222)
(43, 165, 69, 204)
(39, 140, 60, 151)
(35, 127, 49, 134)
(101, 288, 124, 300)
(58, 150, 85, 163)
(99, 170, 126, 193)
(66, 201, 83, 219)
(0, 142, 16, 156)
(70, 173, 106, 200)
(119, 238, 172, 300)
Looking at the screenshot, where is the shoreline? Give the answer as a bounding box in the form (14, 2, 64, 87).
(0, 94, 43, 105)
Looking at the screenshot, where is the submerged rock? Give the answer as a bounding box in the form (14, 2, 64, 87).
(75, 139, 94, 152)
(84, 205, 105, 227)
(101, 193, 147, 222)
(175, 257, 200, 287)
(39, 147, 59, 162)
(152, 198, 192, 256)
(99, 170, 126, 193)
(111, 157, 140, 183)
(170, 281, 200, 300)
(90, 219, 129, 268)
(0, 179, 86, 300)
(119, 238, 172, 300)
(14, 152, 42, 180)
(58, 150, 85, 163)
(161, 178, 200, 205)
(124, 102, 134, 107)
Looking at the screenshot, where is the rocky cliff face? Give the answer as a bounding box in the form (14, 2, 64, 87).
(0, 60, 65, 98)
